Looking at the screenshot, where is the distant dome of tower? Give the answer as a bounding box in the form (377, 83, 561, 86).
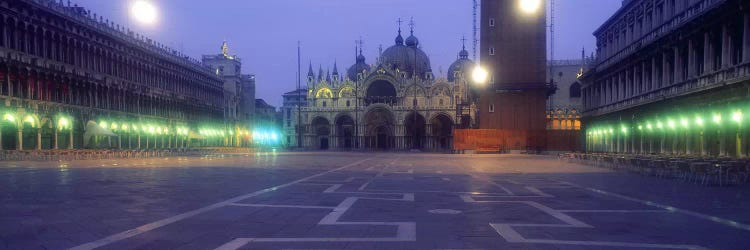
(447, 46, 474, 82)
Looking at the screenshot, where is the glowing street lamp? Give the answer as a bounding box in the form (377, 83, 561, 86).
(131, 0, 158, 25)
(472, 65, 489, 85)
(667, 119, 676, 130)
(58, 117, 70, 130)
(695, 116, 704, 127)
(23, 116, 35, 126)
(732, 110, 743, 124)
(713, 114, 722, 125)
(3, 114, 15, 122)
(519, 0, 542, 14)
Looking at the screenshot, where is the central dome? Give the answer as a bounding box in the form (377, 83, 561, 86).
(380, 29, 432, 79)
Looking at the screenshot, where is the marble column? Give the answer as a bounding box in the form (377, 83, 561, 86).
(68, 130, 73, 149)
(673, 47, 681, 83)
(704, 32, 712, 73)
(721, 24, 731, 68)
(54, 130, 58, 150)
(662, 51, 670, 87)
(688, 38, 696, 77)
(17, 128, 22, 151)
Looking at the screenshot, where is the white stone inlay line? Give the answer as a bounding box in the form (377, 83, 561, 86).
(228, 203, 336, 209)
(556, 180, 750, 232)
(558, 210, 667, 213)
(215, 187, 416, 250)
(68, 158, 372, 250)
(358, 156, 400, 191)
(461, 199, 706, 250)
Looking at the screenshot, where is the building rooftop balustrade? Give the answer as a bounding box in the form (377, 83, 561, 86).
(27, 0, 219, 77)
(595, 0, 724, 71)
(584, 62, 750, 117)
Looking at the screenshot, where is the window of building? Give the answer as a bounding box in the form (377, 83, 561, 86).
(413, 99, 418, 106)
(322, 101, 327, 107)
(439, 99, 444, 106)
(489, 47, 495, 55)
(489, 104, 495, 113)
(346, 100, 351, 107)
(489, 18, 495, 27)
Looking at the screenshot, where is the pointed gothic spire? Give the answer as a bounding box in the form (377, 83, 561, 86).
(326, 69, 332, 83)
(307, 62, 314, 78)
(332, 61, 339, 76)
(318, 65, 324, 81)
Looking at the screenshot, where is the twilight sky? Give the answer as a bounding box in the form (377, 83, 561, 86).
(72, 0, 620, 107)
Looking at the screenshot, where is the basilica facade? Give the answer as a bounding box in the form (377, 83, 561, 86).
(290, 27, 477, 151)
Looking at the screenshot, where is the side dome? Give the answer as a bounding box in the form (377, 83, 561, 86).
(447, 46, 474, 82)
(347, 51, 371, 81)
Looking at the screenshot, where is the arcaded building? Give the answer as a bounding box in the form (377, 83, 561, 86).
(0, 0, 226, 150)
(291, 26, 478, 151)
(581, 0, 750, 157)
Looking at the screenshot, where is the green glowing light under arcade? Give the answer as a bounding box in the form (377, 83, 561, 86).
(733, 111, 743, 124)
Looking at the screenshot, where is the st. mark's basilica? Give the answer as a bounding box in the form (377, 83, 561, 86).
(289, 25, 478, 151)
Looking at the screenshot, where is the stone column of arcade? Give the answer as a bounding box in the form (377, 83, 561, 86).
(36, 126, 41, 150)
(17, 127, 22, 151)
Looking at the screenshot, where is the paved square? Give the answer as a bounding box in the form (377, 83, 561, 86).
(1, 152, 750, 249)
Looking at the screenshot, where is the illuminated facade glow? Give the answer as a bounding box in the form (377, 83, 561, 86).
(581, 0, 750, 157)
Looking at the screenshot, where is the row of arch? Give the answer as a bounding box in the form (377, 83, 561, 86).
(305, 108, 454, 151)
(546, 109, 582, 130)
(0, 65, 224, 122)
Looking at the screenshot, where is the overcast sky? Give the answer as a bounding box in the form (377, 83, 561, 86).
(72, 0, 621, 107)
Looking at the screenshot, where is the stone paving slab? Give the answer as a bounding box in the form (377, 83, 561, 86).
(1, 152, 750, 249)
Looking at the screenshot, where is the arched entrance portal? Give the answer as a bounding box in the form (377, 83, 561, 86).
(364, 107, 394, 150)
(335, 115, 354, 149)
(311, 116, 331, 150)
(405, 112, 426, 149)
(365, 80, 397, 106)
(430, 114, 453, 150)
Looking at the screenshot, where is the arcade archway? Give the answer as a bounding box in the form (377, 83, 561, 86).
(404, 112, 426, 149)
(364, 107, 394, 150)
(365, 80, 397, 106)
(430, 114, 453, 150)
(335, 114, 354, 149)
(311, 116, 331, 150)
